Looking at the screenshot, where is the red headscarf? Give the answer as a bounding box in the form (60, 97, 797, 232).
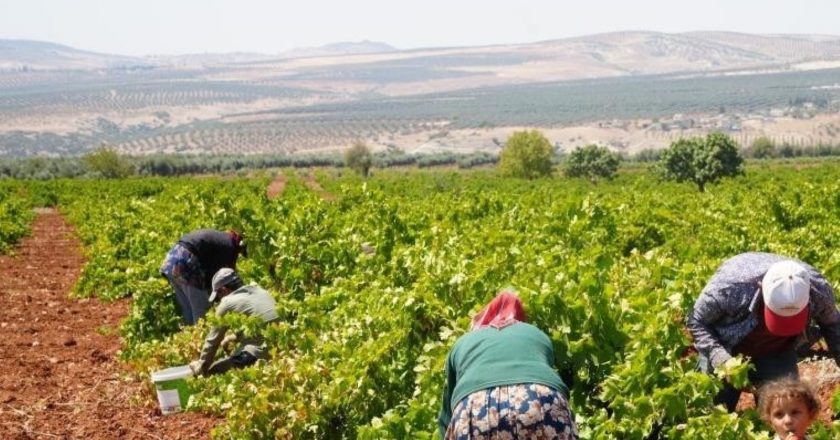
(470, 291, 527, 331)
(229, 230, 247, 257)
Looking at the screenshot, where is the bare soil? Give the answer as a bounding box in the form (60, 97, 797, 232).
(302, 172, 335, 201)
(0, 209, 219, 439)
(266, 172, 287, 199)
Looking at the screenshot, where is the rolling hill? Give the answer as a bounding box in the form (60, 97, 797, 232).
(1, 31, 839, 157)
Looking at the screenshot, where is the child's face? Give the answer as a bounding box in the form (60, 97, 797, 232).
(768, 397, 815, 439)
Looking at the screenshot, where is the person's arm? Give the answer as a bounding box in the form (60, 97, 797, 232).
(437, 350, 457, 439)
(195, 325, 227, 375)
(686, 290, 732, 368)
(808, 276, 840, 366)
(194, 301, 233, 375)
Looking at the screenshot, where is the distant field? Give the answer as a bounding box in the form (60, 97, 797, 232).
(1, 53, 839, 157)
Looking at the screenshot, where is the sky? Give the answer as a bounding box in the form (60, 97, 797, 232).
(1, 0, 838, 56)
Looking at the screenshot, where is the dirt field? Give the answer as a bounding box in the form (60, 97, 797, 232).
(0, 209, 218, 439)
(302, 171, 335, 201)
(266, 172, 287, 199)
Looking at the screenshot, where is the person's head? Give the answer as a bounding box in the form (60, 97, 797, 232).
(210, 268, 244, 302)
(229, 230, 247, 258)
(758, 378, 819, 439)
(762, 260, 811, 337)
(470, 290, 527, 331)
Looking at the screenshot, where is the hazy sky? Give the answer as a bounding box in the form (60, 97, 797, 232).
(1, 0, 838, 56)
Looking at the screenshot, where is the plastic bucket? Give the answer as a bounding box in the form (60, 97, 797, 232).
(151, 365, 193, 415)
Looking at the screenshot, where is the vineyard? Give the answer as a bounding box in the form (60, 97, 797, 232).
(278, 67, 840, 129)
(2, 163, 840, 439)
(2, 65, 840, 157)
(0, 78, 314, 118)
(0, 181, 33, 252)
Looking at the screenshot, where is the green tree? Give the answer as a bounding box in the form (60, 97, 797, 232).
(345, 142, 373, 177)
(82, 146, 134, 178)
(658, 133, 744, 192)
(749, 137, 776, 159)
(498, 130, 553, 179)
(564, 144, 621, 183)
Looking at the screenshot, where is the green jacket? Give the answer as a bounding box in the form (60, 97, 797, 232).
(196, 284, 278, 375)
(437, 321, 568, 438)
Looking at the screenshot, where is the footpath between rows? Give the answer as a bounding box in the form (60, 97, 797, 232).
(0, 209, 218, 439)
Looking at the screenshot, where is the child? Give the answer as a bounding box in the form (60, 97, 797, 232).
(758, 378, 820, 440)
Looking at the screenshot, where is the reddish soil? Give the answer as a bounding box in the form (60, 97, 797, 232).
(266, 172, 287, 199)
(302, 172, 336, 201)
(0, 209, 219, 439)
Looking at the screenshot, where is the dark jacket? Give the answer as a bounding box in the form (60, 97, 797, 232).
(178, 229, 240, 289)
(686, 252, 840, 368)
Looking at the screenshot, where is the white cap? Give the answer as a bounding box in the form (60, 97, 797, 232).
(762, 260, 810, 336)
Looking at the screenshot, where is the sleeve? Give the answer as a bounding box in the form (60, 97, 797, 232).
(196, 303, 231, 375)
(686, 290, 732, 368)
(196, 325, 228, 375)
(808, 276, 840, 366)
(437, 349, 457, 439)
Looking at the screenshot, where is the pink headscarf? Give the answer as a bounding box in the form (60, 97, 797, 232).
(470, 291, 527, 331)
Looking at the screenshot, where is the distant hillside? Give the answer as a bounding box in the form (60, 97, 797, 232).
(682, 31, 840, 62)
(277, 40, 396, 59)
(148, 41, 396, 67)
(0, 39, 147, 71)
(4, 32, 839, 75)
(214, 31, 840, 96)
(2, 31, 840, 158)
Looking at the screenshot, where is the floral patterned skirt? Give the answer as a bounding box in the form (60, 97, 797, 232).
(445, 383, 578, 440)
(159, 243, 204, 287)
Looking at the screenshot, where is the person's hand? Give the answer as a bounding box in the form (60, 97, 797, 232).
(716, 356, 753, 390)
(721, 357, 739, 384)
(222, 334, 237, 354)
(188, 360, 202, 375)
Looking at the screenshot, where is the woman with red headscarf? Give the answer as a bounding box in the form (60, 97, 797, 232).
(437, 291, 578, 439)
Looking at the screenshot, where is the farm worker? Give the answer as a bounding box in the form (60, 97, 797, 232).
(437, 291, 578, 440)
(160, 229, 247, 325)
(686, 252, 840, 412)
(189, 268, 278, 376)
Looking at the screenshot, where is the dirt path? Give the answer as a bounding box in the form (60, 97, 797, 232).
(0, 209, 218, 439)
(302, 172, 336, 201)
(799, 359, 840, 423)
(266, 171, 287, 199)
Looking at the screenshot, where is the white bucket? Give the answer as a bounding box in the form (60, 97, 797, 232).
(151, 365, 193, 415)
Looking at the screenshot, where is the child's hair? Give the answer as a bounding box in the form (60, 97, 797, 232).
(757, 377, 820, 421)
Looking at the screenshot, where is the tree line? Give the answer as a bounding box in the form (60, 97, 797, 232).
(0, 148, 499, 180)
(2, 134, 839, 190)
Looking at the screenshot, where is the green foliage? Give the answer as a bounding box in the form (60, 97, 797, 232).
(749, 137, 776, 159)
(564, 144, 621, 182)
(715, 356, 754, 390)
(41, 164, 840, 439)
(0, 182, 34, 253)
(82, 146, 135, 178)
(345, 142, 373, 177)
(658, 133, 745, 191)
(498, 130, 554, 179)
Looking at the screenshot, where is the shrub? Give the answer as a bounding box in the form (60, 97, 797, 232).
(658, 133, 744, 192)
(498, 130, 553, 179)
(564, 144, 621, 182)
